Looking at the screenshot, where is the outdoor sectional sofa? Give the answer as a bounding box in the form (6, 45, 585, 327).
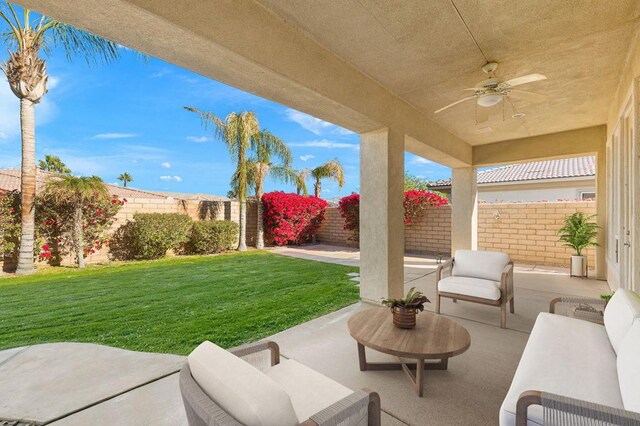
(179, 340, 380, 426)
(500, 289, 640, 425)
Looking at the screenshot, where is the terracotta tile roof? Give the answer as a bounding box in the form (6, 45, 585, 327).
(155, 191, 230, 201)
(0, 169, 168, 199)
(429, 156, 595, 188)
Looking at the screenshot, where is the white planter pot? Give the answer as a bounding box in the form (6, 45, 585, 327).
(570, 255, 588, 278)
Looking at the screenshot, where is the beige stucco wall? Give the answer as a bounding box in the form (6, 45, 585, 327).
(318, 201, 596, 267)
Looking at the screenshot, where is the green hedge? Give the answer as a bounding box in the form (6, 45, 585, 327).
(188, 220, 239, 254)
(111, 213, 193, 260)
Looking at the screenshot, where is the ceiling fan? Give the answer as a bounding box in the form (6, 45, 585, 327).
(434, 62, 547, 123)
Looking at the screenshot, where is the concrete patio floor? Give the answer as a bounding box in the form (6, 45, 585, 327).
(0, 245, 609, 425)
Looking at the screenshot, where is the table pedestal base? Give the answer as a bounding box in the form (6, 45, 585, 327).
(357, 343, 448, 397)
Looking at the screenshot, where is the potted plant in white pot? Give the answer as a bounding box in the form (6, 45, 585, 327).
(557, 212, 599, 278)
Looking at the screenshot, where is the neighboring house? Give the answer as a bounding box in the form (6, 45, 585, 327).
(0, 168, 170, 200)
(429, 156, 596, 202)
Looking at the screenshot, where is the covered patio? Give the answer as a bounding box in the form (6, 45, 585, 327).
(4, 1, 639, 425)
(0, 247, 608, 425)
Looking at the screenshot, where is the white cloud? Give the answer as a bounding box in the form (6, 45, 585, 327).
(187, 136, 209, 143)
(289, 139, 359, 150)
(161, 162, 171, 168)
(285, 109, 353, 136)
(150, 68, 171, 78)
(160, 175, 182, 182)
(299, 154, 315, 162)
(408, 155, 433, 165)
(92, 133, 139, 140)
(174, 176, 183, 182)
(47, 76, 60, 89)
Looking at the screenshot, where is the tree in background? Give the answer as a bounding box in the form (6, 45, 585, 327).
(404, 173, 432, 192)
(244, 130, 292, 249)
(311, 159, 344, 198)
(117, 172, 133, 187)
(293, 169, 309, 196)
(0, 2, 121, 274)
(184, 107, 259, 251)
(38, 154, 70, 174)
(42, 175, 109, 269)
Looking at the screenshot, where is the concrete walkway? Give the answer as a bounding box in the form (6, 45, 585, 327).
(0, 245, 610, 425)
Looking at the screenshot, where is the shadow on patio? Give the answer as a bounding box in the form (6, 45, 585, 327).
(0, 245, 608, 425)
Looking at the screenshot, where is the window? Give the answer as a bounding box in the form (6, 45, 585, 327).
(578, 191, 596, 201)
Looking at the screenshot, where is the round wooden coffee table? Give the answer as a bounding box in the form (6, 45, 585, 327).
(347, 307, 471, 397)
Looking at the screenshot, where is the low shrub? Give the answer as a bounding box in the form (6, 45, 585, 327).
(110, 213, 193, 260)
(188, 220, 239, 254)
(262, 192, 328, 246)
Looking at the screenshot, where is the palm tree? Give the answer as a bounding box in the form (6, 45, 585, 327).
(117, 172, 133, 187)
(184, 107, 259, 251)
(311, 159, 345, 198)
(0, 2, 120, 274)
(245, 130, 292, 249)
(38, 154, 70, 174)
(43, 175, 108, 269)
(294, 168, 309, 196)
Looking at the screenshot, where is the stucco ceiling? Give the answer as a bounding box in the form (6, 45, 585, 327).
(256, 0, 640, 145)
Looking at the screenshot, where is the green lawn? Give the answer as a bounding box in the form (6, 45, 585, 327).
(0, 251, 359, 355)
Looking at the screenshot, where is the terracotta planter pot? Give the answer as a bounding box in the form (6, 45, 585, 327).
(392, 306, 417, 329)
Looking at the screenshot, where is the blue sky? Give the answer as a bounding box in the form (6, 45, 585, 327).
(0, 38, 452, 198)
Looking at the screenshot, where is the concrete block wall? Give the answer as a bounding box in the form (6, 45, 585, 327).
(317, 201, 597, 267)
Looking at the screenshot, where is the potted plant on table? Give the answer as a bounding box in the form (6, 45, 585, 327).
(382, 287, 430, 329)
(557, 212, 599, 278)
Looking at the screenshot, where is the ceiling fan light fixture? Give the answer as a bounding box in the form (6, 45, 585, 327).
(477, 93, 503, 107)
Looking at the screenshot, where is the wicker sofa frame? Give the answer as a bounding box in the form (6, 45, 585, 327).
(515, 297, 640, 426)
(436, 258, 515, 328)
(179, 341, 381, 426)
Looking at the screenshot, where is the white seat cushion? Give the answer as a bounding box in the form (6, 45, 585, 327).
(438, 276, 501, 300)
(604, 289, 640, 353)
(499, 313, 623, 426)
(188, 341, 298, 426)
(453, 250, 510, 282)
(617, 319, 640, 413)
(266, 359, 354, 422)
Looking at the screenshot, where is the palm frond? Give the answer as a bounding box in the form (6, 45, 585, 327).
(311, 159, 344, 187)
(37, 20, 120, 64)
(44, 175, 108, 205)
(0, 3, 23, 49)
(250, 130, 292, 165)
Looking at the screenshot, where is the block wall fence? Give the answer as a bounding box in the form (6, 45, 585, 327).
(317, 201, 596, 267)
(2, 198, 594, 270)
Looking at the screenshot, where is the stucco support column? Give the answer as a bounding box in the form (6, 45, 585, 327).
(360, 128, 405, 303)
(595, 150, 607, 280)
(451, 167, 478, 253)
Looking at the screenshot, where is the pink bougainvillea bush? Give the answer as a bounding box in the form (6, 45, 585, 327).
(337, 190, 449, 239)
(262, 192, 328, 246)
(338, 193, 360, 241)
(402, 190, 448, 224)
(1, 191, 125, 266)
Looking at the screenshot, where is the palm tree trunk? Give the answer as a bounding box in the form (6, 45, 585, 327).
(15, 99, 36, 275)
(238, 198, 247, 251)
(256, 187, 264, 250)
(73, 205, 85, 269)
(314, 180, 321, 198)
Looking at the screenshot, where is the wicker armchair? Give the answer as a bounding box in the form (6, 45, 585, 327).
(180, 341, 381, 426)
(514, 296, 640, 426)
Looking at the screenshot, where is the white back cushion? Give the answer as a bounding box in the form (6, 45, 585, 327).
(604, 289, 640, 353)
(188, 341, 298, 426)
(617, 319, 640, 413)
(452, 250, 510, 282)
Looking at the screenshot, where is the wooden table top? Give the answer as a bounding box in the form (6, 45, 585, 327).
(347, 308, 471, 359)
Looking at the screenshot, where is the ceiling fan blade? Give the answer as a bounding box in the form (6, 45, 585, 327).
(504, 73, 547, 87)
(476, 104, 489, 124)
(434, 96, 476, 114)
(509, 89, 548, 103)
